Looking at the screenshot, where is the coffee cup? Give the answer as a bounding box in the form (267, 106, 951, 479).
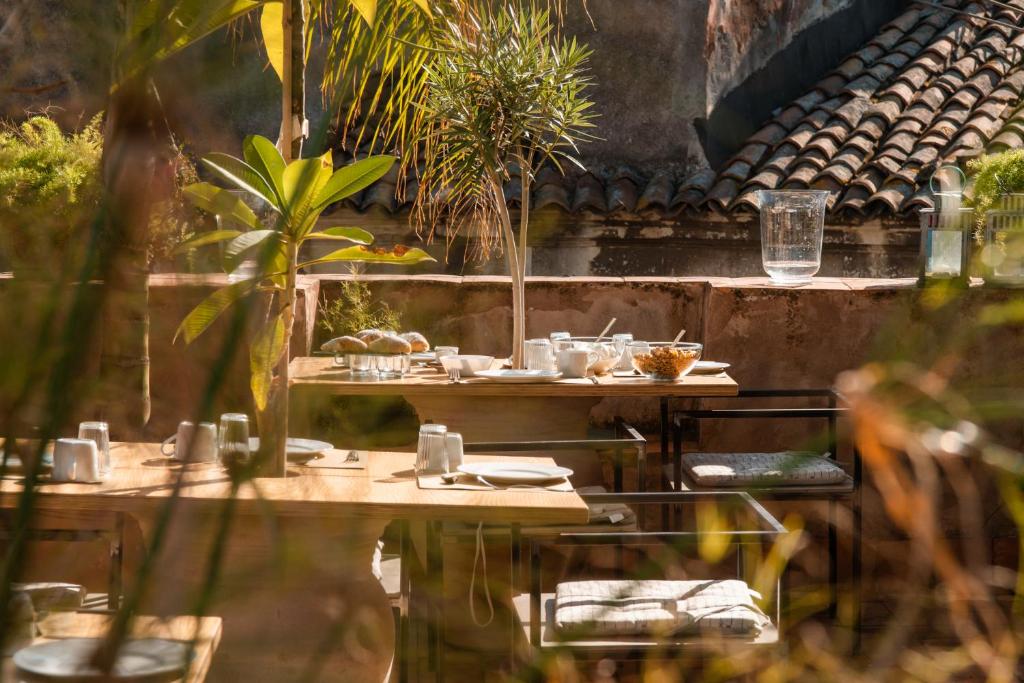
(52, 438, 101, 483)
(556, 348, 596, 379)
(162, 421, 218, 463)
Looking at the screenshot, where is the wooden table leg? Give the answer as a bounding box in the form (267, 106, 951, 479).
(133, 508, 393, 682)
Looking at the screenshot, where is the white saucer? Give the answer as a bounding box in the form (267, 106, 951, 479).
(689, 361, 731, 375)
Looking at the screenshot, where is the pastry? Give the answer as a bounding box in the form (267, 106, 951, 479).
(355, 329, 385, 343)
(401, 332, 430, 353)
(367, 334, 412, 354)
(320, 336, 368, 354)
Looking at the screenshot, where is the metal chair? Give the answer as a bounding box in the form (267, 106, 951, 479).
(514, 490, 787, 674)
(669, 388, 862, 637)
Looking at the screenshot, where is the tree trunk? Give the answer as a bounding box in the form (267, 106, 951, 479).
(491, 175, 524, 368)
(280, 0, 306, 161)
(98, 80, 165, 438)
(255, 245, 296, 478)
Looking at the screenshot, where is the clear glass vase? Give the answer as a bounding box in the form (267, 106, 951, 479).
(757, 190, 829, 285)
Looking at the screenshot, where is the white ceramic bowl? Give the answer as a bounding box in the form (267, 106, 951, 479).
(439, 354, 495, 376)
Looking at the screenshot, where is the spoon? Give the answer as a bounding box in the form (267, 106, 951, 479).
(671, 328, 687, 347)
(595, 317, 617, 343)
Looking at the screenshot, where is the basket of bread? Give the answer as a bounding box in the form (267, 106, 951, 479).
(321, 329, 430, 378)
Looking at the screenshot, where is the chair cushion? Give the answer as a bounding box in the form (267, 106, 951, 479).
(683, 451, 846, 487)
(553, 579, 769, 637)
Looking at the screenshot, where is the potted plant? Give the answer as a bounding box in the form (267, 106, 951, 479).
(413, 4, 596, 367)
(175, 134, 432, 475)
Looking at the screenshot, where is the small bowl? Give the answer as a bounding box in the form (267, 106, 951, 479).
(568, 339, 621, 375)
(440, 354, 495, 377)
(627, 342, 703, 381)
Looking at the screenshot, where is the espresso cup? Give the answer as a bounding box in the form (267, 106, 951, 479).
(52, 438, 101, 483)
(162, 421, 218, 463)
(557, 348, 595, 379)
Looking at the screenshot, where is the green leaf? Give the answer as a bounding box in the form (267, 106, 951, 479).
(350, 0, 377, 25)
(119, 0, 270, 85)
(202, 153, 280, 209)
(281, 153, 333, 235)
(250, 315, 286, 411)
(260, 2, 284, 82)
(406, 0, 432, 17)
(174, 280, 256, 344)
(223, 229, 279, 272)
(243, 135, 286, 204)
(183, 182, 259, 229)
(301, 226, 374, 245)
(314, 155, 396, 212)
(174, 229, 242, 254)
(299, 245, 434, 269)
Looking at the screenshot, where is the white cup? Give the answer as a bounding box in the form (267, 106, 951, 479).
(557, 348, 596, 379)
(52, 438, 102, 483)
(162, 421, 218, 463)
(444, 432, 464, 472)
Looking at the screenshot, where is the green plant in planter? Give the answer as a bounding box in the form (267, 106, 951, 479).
(175, 134, 433, 475)
(413, 4, 596, 367)
(967, 150, 1024, 228)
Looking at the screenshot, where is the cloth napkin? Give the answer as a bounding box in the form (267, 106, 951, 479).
(553, 579, 769, 637)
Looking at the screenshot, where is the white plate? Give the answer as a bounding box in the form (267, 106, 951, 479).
(689, 361, 731, 375)
(458, 462, 573, 484)
(14, 637, 189, 682)
(248, 437, 333, 462)
(474, 369, 563, 383)
(411, 352, 436, 363)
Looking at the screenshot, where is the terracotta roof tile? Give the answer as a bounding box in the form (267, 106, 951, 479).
(571, 172, 607, 213)
(636, 170, 675, 212)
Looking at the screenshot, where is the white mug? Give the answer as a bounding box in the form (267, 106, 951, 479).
(52, 438, 101, 483)
(557, 348, 596, 379)
(162, 421, 218, 463)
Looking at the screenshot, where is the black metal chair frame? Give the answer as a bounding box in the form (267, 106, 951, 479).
(670, 388, 862, 637)
(520, 490, 787, 665)
(406, 423, 646, 681)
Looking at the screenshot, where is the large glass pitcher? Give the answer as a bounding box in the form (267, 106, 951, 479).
(757, 190, 830, 285)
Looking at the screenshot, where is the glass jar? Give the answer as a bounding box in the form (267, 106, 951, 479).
(757, 190, 829, 285)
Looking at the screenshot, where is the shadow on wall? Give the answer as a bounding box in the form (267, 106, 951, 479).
(699, 0, 904, 167)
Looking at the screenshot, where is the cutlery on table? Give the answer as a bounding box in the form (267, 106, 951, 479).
(447, 367, 461, 384)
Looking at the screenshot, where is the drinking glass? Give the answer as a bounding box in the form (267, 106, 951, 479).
(525, 339, 555, 371)
(611, 333, 634, 370)
(416, 424, 448, 475)
(757, 190, 829, 285)
(218, 413, 251, 471)
(78, 421, 110, 475)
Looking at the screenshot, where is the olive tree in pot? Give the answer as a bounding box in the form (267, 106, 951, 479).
(413, 4, 596, 367)
(175, 134, 433, 476)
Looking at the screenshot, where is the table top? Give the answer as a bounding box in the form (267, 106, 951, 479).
(4, 612, 221, 683)
(1, 443, 589, 526)
(289, 357, 739, 398)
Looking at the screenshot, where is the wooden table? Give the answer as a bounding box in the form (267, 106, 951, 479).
(289, 357, 740, 480)
(4, 612, 221, 682)
(1, 444, 588, 682)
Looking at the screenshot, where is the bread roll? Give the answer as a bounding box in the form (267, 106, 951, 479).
(367, 334, 412, 354)
(401, 332, 430, 353)
(320, 336, 368, 354)
(355, 329, 385, 343)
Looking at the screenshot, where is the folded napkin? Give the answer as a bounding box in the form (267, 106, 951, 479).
(11, 582, 86, 612)
(683, 451, 847, 487)
(554, 579, 768, 637)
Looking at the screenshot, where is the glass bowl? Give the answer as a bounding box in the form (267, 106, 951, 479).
(627, 342, 703, 381)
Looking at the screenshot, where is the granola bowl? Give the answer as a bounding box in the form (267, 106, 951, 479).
(627, 342, 703, 381)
